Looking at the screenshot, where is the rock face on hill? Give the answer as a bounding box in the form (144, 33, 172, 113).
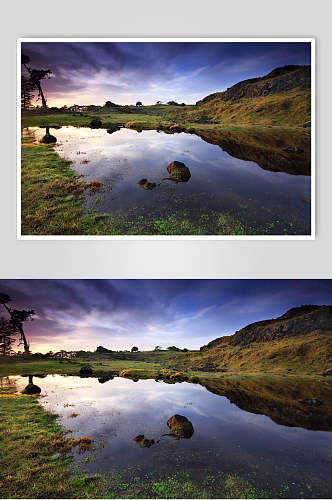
(201, 305, 332, 350)
(197, 65, 311, 105)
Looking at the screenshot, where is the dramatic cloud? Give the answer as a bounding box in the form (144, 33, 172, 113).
(0, 280, 330, 353)
(21, 41, 311, 106)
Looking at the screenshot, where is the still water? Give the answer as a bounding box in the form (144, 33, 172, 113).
(9, 375, 332, 497)
(25, 126, 311, 235)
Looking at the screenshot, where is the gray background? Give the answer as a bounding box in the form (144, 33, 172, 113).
(1, 0, 330, 279)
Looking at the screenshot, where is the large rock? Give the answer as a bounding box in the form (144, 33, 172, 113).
(90, 119, 102, 128)
(167, 414, 194, 438)
(40, 133, 57, 144)
(167, 161, 191, 182)
(79, 365, 93, 375)
(21, 383, 41, 395)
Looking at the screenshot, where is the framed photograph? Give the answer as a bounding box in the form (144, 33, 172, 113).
(18, 38, 315, 239)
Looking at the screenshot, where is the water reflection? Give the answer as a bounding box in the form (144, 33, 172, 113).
(24, 126, 311, 234)
(6, 374, 332, 497)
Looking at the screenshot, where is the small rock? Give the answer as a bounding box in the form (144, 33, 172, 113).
(299, 399, 323, 406)
(133, 435, 155, 448)
(303, 121, 311, 128)
(323, 368, 332, 377)
(282, 147, 304, 154)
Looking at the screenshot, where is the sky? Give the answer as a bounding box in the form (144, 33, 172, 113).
(0, 279, 330, 353)
(21, 41, 311, 107)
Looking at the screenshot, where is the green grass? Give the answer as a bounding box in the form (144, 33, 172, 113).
(0, 383, 273, 498)
(180, 331, 332, 377)
(21, 137, 111, 235)
(173, 89, 311, 126)
(0, 358, 162, 378)
(21, 137, 266, 236)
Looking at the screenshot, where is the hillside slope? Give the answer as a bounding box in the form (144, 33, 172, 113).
(166, 65, 311, 126)
(202, 305, 332, 349)
(169, 306, 331, 375)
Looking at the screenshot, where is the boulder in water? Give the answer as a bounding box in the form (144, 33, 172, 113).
(40, 134, 57, 144)
(21, 382, 41, 395)
(167, 414, 194, 438)
(167, 161, 191, 182)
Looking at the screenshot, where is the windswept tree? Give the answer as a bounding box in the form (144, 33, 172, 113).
(22, 53, 52, 109)
(0, 293, 35, 355)
(0, 317, 16, 356)
(21, 76, 35, 110)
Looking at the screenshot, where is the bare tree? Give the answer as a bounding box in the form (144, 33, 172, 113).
(22, 54, 52, 109)
(0, 293, 35, 355)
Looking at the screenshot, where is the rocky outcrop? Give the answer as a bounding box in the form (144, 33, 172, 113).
(202, 305, 332, 349)
(197, 65, 310, 105)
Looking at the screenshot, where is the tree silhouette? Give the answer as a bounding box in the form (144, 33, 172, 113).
(0, 317, 16, 356)
(22, 53, 52, 109)
(0, 293, 35, 355)
(21, 76, 35, 110)
(136, 101, 142, 107)
(131, 346, 138, 352)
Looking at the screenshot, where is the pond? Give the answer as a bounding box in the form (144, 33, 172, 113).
(24, 126, 311, 235)
(8, 374, 332, 498)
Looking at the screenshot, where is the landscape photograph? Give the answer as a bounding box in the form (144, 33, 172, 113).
(0, 278, 331, 498)
(19, 39, 313, 237)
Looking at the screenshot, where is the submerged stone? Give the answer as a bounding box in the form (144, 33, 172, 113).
(137, 179, 156, 190)
(133, 434, 155, 448)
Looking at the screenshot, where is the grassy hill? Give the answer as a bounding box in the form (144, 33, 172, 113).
(179, 306, 332, 375)
(164, 65, 311, 126)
